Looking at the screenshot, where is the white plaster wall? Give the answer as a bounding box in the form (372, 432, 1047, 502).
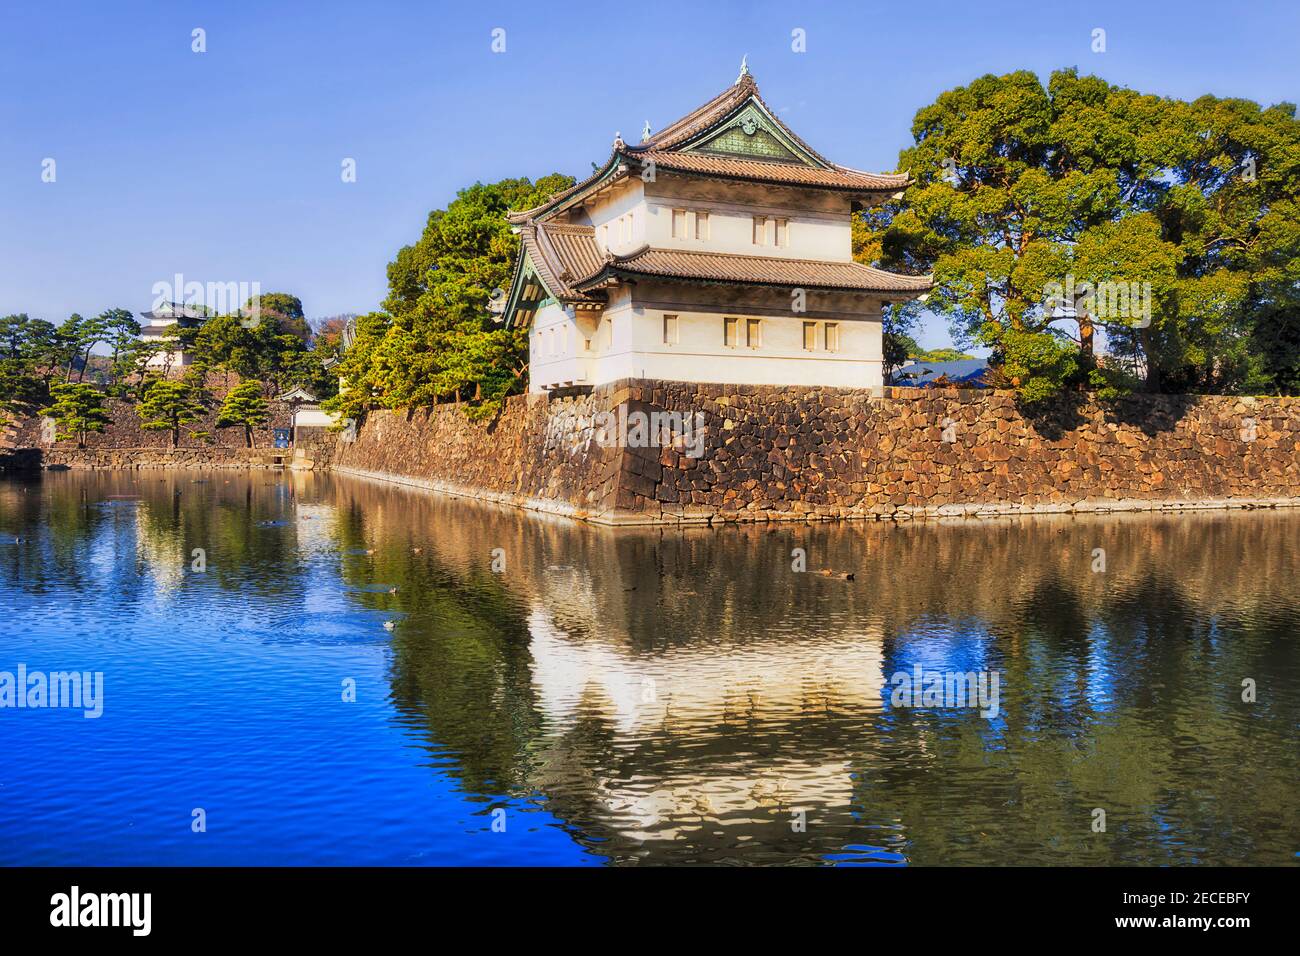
(293, 408, 336, 428)
(534, 173, 893, 392)
(143, 348, 189, 368)
(587, 307, 882, 389)
(643, 199, 850, 261)
(529, 301, 600, 392)
(644, 176, 855, 261)
(581, 180, 646, 257)
(575, 175, 854, 262)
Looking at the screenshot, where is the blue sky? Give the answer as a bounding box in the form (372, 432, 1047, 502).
(1, 0, 1297, 349)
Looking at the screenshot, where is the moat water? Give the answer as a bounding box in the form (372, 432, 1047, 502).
(1, 470, 1297, 865)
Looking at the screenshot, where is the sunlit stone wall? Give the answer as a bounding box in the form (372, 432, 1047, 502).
(12, 399, 293, 451)
(333, 379, 1300, 524)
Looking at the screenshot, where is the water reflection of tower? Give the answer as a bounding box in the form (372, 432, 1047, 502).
(527, 594, 887, 852)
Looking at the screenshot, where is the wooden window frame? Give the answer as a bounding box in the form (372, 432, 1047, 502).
(672, 209, 687, 240)
(663, 314, 679, 345)
(824, 322, 840, 352)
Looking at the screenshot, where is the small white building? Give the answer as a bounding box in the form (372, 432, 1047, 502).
(501, 65, 931, 393)
(277, 386, 336, 431)
(138, 301, 208, 369)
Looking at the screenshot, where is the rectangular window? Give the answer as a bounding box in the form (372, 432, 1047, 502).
(803, 321, 817, 351)
(824, 322, 840, 352)
(663, 314, 679, 345)
(752, 216, 767, 245)
(723, 316, 738, 348)
(584, 337, 592, 352)
(746, 318, 761, 348)
(695, 211, 709, 240)
(672, 209, 687, 239)
(774, 218, 788, 247)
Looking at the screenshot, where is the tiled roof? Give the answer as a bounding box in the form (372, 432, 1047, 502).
(574, 246, 933, 294)
(507, 165, 613, 225)
(627, 150, 907, 191)
(537, 223, 605, 285)
(516, 222, 604, 302)
(636, 74, 763, 153)
(141, 302, 209, 320)
(506, 72, 908, 224)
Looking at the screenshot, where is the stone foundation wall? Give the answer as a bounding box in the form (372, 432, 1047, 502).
(4, 397, 319, 471)
(332, 391, 625, 519)
(290, 426, 337, 471)
(330, 379, 1300, 524)
(38, 398, 294, 449)
(39, 446, 295, 470)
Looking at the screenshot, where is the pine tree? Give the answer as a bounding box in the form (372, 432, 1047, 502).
(41, 382, 111, 447)
(138, 379, 206, 448)
(216, 380, 270, 448)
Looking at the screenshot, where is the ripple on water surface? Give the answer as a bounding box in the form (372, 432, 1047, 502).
(0, 471, 1297, 865)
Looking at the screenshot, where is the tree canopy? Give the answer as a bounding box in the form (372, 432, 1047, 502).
(216, 379, 270, 447)
(324, 174, 575, 421)
(191, 292, 335, 397)
(42, 382, 111, 446)
(138, 378, 207, 447)
(860, 68, 1300, 400)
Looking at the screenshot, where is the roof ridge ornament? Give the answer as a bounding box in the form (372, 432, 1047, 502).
(735, 54, 749, 85)
(641, 120, 651, 143)
(613, 130, 625, 149)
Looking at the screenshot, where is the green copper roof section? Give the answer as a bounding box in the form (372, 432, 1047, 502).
(681, 101, 827, 168)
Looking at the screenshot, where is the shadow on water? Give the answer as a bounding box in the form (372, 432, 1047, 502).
(2, 469, 1298, 865)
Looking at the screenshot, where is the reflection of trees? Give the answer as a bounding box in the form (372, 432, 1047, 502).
(0, 471, 313, 607)
(10, 470, 1294, 864)
(324, 477, 1300, 865)
(330, 481, 545, 795)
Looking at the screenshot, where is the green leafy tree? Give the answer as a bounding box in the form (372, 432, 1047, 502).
(862, 69, 1300, 399)
(216, 379, 270, 447)
(50, 314, 88, 382)
(369, 174, 575, 418)
(73, 312, 111, 382)
(138, 379, 206, 448)
(244, 293, 311, 340)
(41, 382, 111, 447)
(192, 292, 331, 396)
(1, 314, 61, 421)
(98, 309, 142, 393)
(321, 311, 390, 421)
